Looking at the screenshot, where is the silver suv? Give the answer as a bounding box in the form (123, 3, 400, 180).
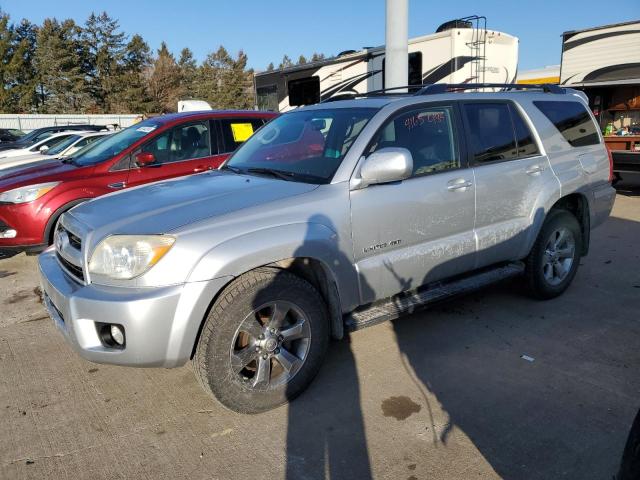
(39, 85, 616, 413)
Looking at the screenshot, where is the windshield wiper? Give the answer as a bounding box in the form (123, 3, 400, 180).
(246, 167, 296, 181)
(224, 165, 326, 184)
(220, 164, 244, 174)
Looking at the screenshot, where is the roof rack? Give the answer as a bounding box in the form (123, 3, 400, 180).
(415, 83, 566, 95)
(319, 83, 565, 104)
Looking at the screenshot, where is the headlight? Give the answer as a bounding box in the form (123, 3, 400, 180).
(0, 182, 60, 204)
(88, 235, 175, 281)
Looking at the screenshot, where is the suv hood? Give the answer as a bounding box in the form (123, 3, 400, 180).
(69, 171, 318, 235)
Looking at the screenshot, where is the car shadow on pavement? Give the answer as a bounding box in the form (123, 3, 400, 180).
(284, 214, 374, 480)
(280, 212, 639, 479)
(389, 213, 640, 479)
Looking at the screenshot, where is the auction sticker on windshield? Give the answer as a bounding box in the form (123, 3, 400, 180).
(136, 126, 157, 133)
(230, 123, 254, 142)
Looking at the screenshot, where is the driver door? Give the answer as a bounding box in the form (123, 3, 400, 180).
(350, 103, 477, 304)
(127, 121, 223, 188)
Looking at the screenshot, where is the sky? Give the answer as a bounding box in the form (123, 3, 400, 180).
(2, 0, 639, 72)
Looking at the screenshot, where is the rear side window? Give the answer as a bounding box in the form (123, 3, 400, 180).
(219, 118, 266, 153)
(463, 102, 540, 163)
(510, 106, 540, 157)
(464, 103, 518, 163)
(534, 100, 600, 147)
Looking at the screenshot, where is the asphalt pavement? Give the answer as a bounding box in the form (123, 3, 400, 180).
(1, 187, 639, 480)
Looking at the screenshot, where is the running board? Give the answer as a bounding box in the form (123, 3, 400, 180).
(344, 262, 525, 332)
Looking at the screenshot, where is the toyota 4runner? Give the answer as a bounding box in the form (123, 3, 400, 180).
(39, 84, 616, 413)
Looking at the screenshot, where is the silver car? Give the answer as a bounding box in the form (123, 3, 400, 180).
(39, 85, 616, 413)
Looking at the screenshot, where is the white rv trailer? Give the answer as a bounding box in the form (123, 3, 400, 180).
(559, 20, 640, 179)
(254, 17, 519, 112)
(560, 20, 640, 87)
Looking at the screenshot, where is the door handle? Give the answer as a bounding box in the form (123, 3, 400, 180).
(447, 179, 473, 191)
(526, 164, 545, 175)
(108, 182, 126, 189)
(193, 165, 213, 173)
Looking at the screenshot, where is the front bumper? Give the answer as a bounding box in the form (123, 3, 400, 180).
(38, 249, 232, 368)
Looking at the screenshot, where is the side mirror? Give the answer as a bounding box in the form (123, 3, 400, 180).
(360, 147, 413, 186)
(135, 151, 156, 167)
(39, 145, 49, 153)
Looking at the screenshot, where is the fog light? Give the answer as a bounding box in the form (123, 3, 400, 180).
(110, 325, 125, 346)
(0, 229, 17, 239)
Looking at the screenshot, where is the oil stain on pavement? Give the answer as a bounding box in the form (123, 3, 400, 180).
(381, 396, 421, 420)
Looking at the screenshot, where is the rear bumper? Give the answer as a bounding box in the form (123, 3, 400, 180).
(590, 182, 616, 230)
(38, 249, 232, 368)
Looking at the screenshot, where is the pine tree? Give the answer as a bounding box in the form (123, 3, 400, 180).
(310, 52, 326, 62)
(82, 12, 126, 112)
(197, 45, 232, 108)
(266, 62, 275, 71)
(197, 46, 254, 109)
(115, 34, 152, 113)
(34, 18, 91, 113)
(147, 42, 181, 113)
(297, 54, 307, 65)
(278, 54, 293, 69)
(7, 19, 39, 112)
(178, 47, 197, 100)
(0, 11, 14, 111)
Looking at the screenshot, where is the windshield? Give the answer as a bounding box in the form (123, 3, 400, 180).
(73, 121, 161, 166)
(14, 129, 48, 146)
(225, 108, 376, 183)
(45, 135, 81, 155)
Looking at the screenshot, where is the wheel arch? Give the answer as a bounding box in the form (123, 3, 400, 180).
(43, 198, 92, 245)
(187, 223, 359, 359)
(522, 191, 591, 259)
(189, 256, 346, 361)
(549, 192, 591, 255)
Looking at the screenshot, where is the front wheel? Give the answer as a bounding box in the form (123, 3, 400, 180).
(525, 209, 583, 299)
(194, 268, 329, 413)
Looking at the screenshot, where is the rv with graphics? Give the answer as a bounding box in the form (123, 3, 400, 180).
(254, 17, 519, 112)
(559, 20, 640, 179)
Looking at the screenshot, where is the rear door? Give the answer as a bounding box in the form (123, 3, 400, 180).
(126, 119, 225, 187)
(462, 100, 556, 268)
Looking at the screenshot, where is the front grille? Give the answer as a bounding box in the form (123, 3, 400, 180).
(57, 224, 82, 251)
(56, 253, 85, 282)
(67, 230, 82, 250)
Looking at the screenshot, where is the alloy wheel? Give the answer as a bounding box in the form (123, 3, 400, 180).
(229, 300, 311, 391)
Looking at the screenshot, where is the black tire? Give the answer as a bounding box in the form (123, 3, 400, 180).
(525, 209, 583, 299)
(194, 268, 329, 414)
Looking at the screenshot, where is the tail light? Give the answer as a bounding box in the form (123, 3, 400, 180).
(607, 148, 614, 183)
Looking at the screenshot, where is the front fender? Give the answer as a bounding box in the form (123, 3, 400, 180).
(187, 222, 360, 312)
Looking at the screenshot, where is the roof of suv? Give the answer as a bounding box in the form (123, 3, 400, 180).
(298, 88, 587, 112)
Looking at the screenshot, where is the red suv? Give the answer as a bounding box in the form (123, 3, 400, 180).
(0, 110, 276, 258)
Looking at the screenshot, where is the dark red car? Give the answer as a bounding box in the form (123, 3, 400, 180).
(0, 110, 276, 257)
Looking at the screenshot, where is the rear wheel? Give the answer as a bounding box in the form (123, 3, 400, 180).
(525, 209, 582, 299)
(194, 268, 329, 413)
